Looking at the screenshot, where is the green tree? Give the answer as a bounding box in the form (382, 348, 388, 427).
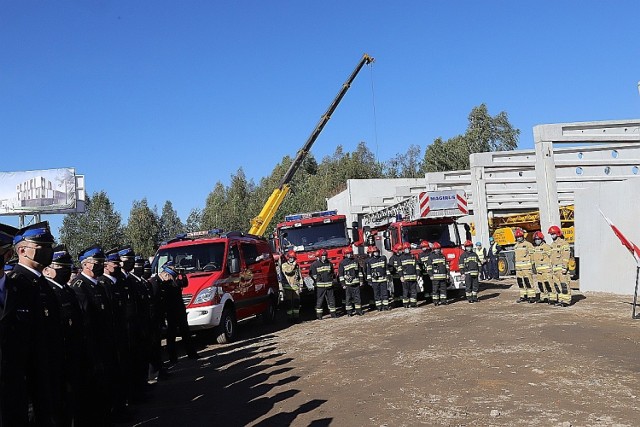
(125, 198, 160, 258)
(422, 103, 520, 172)
(159, 200, 184, 242)
(201, 182, 227, 230)
(60, 191, 125, 258)
(185, 208, 202, 232)
(384, 144, 423, 178)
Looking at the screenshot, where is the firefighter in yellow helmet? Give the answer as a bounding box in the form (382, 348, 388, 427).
(531, 231, 553, 304)
(514, 229, 535, 303)
(549, 225, 572, 307)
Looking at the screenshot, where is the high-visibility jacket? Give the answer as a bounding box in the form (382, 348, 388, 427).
(338, 258, 363, 286)
(474, 247, 486, 263)
(515, 240, 534, 271)
(550, 237, 571, 271)
(399, 253, 420, 281)
(310, 259, 335, 287)
(281, 260, 302, 291)
(459, 251, 481, 276)
(366, 255, 389, 284)
(426, 252, 448, 280)
(532, 243, 552, 272)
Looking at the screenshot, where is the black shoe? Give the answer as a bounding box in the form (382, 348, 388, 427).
(356, 309, 364, 316)
(516, 297, 528, 303)
(411, 303, 417, 308)
(384, 306, 390, 311)
(558, 302, 569, 307)
(404, 303, 409, 309)
(316, 314, 323, 320)
(434, 301, 440, 306)
(528, 298, 537, 304)
(473, 296, 479, 303)
(330, 313, 338, 318)
(377, 307, 383, 312)
(468, 298, 473, 303)
(440, 300, 448, 306)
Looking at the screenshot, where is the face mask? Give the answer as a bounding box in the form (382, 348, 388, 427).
(52, 267, 71, 285)
(517, 237, 524, 243)
(321, 256, 327, 262)
(143, 269, 151, 279)
(288, 258, 295, 264)
(374, 252, 380, 257)
(422, 248, 428, 252)
(346, 253, 353, 259)
(121, 260, 135, 272)
(134, 266, 144, 276)
(534, 239, 542, 245)
(27, 245, 54, 267)
(92, 262, 105, 277)
(550, 234, 558, 241)
(435, 249, 441, 254)
(404, 249, 410, 254)
(465, 246, 471, 252)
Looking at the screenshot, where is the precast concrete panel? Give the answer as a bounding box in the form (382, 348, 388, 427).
(575, 179, 640, 295)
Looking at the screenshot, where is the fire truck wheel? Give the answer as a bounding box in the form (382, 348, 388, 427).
(260, 296, 277, 324)
(498, 256, 509, 276)
(215, 308, 237, 344)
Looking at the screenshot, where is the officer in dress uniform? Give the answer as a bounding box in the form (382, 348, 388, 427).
(118, 247, 148, 398)
(99, 248, 137, 417)
(427, 242, 449, 306)
(133, 256, 162, 384)
(310, 250, 337, 319)
(43, 245, 86, 427)
(0, 222, 35, 427)
(71, 245, 117, 426)
(399, 242, 420, 308)
(338, 246, 364, 316)
(7, 222, 63, 426)
(459, 240, 481, 303)
(365, 246, 390, 311)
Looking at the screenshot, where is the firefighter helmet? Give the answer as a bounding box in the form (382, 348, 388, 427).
(402, 242, 411, 250)
(366, 245, 377, 254)
(548, 225, 562, 236)
(344, 246, 353, 255)
(514, 229, 524, 238)
(533, 231, 545, 240)
(393, 243, 402, 252)
(286, 250, 296, 260)
(316, 249, 328, 258)
(420, 240, 430, 249)
(432, 242, 441, 249)
(463, 240, 473, 247)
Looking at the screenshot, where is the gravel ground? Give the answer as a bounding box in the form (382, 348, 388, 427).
(120, 278, 640, 427)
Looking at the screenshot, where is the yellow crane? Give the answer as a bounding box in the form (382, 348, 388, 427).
(248, 53, 375, 236)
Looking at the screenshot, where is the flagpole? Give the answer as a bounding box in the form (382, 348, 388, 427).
(634, 266, 640, 319)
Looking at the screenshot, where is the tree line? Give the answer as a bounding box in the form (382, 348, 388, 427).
(60, 104, 519, 258)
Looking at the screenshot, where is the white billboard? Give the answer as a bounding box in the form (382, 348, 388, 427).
(0, 168, 85, 215)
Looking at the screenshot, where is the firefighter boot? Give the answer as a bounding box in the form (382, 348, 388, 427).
(516, 296, 528, 303)
(356, 309, 364, 316)
(330, 312, 338, 318)
(404, 303, 410, 309)
(316, 313, 323, 320)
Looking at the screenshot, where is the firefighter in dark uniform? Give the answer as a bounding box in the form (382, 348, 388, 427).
(155, 261, 198, 363)
(514, 229, 535, 303)
(338, 246, 364, 316)
(9, 222, 64, 426)
(310, 249, 337, 319)
(427, 242, 449, 306)
(365, 246, 390, 311)
(132, 256, 162, 384)
(388, 243, 404, 308)
(0, 222, 37, 427)
(142, 259, 152, 280)
(43, 245, 86, 426)
(118, 247, 149, 397)
(399, 242, 420, 308)
(417, 240, 432, 301)
(281, 250, 302, 322)
(71, 245, 117, 426)
(459, 240, 481, 303)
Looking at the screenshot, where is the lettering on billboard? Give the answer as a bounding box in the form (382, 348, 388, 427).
(0, 168, 78, 215)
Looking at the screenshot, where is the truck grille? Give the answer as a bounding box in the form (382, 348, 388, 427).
(182, 294, 193, 306)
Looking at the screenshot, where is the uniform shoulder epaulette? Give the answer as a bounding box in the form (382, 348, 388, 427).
(71, 278, 84, 288)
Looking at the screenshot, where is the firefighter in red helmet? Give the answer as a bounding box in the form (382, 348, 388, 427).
(387, 243, 404, 308)
(365, 245, 390, 311)
(459, 240, 481, 303)
(281, 250, 302, 322)
(399, 242, 420, 308)
(426, 242, 449, 305)
(338, 246, 364, 316)
(514, 229, 535, 303)
(310, 249, 336, 319)
(548, 225, 572, 307)
(418, 241, 432, 302)
(531, 231, 553, 304)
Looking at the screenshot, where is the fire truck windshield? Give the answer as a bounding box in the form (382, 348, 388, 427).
(280, 220, 349, 251)
(402, 223, 459, 248)
(153, 242, 226, 274)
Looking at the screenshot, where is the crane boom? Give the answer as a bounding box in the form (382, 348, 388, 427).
(249, 53, 375, 236)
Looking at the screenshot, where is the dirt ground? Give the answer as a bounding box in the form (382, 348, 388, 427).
(121, 278, 640, 427)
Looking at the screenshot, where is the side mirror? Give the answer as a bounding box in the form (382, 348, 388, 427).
(228, 258, 241, 274)
(384, 238, 391, 251)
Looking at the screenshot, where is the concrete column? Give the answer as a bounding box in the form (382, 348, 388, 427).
(534, 131, 561, 235)
(470, 164, 490, 246)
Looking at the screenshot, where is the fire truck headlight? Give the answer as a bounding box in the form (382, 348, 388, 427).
(193, 286, 215, 304)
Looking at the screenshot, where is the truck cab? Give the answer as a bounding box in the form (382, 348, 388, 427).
(151, 230, 279, 344)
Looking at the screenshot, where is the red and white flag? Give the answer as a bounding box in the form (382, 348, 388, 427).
(599, 209, 640, 265)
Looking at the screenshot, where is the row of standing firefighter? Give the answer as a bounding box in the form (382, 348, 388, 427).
(514, 225, 573, 307)
(0, 220, 197, 427)
(279, 239, 487, 322)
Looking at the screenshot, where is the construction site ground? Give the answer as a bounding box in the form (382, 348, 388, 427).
(121, 278, 640, 427)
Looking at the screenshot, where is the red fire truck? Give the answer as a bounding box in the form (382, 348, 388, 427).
(362, 190, 471, 291)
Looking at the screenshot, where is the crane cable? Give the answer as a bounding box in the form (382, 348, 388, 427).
(368, 62, 380, 164)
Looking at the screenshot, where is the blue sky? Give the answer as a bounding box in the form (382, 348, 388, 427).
(2, 1, 640, 236)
